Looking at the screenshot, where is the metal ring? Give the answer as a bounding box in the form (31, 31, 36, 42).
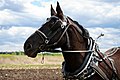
(45, 39, 49, 44)
(61, 25, 65, 29)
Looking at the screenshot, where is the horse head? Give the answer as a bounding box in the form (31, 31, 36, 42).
(24, 2, 69, 58)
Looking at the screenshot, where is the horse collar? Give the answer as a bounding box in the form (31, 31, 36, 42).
(62, 37, 96, 79)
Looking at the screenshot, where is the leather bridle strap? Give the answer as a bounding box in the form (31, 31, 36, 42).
(52, 24, 70, 46)
(35, 17, 70, 49)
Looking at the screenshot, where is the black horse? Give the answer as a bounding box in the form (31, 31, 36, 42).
(24, 2, 120, 80)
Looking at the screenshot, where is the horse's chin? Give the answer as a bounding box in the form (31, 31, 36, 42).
(27, 53, 37, 58)
(25, 50, 38, 58)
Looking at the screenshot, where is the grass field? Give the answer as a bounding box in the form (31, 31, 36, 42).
(0, 53, 64, 69)
(0, 53, 64, 80)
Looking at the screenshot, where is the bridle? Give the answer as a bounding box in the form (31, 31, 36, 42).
(35, 16, 93, 53)
(35, 16, 71, 51)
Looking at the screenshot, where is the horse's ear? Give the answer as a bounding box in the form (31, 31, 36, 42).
(51, 4, 56, 16)
(56, 2, 64, 19)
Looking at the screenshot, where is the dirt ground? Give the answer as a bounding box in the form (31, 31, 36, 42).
(0, 69, 63, 80)
(0, 54, 64, 80)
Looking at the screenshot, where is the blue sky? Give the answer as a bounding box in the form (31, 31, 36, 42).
(0, 0, 120, 52)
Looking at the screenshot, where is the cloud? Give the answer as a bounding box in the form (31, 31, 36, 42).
(0, 0, 24, 12)
(0, 0, 51, 28)
(0, 9, 42, 27)
(87, 27, 120, 52)
(96, 0, 120, 3)
(0, 0, 120, 28)
(0, 0, 36, 12)
(0, 0, 120, 52)
(59, 0, 120, 27)
(0, 26, 37, 52)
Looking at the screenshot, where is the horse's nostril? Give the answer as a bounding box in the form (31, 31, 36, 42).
(26, 43, 32, 50)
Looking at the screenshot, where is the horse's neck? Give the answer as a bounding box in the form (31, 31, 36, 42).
(61, 25, 88, 72)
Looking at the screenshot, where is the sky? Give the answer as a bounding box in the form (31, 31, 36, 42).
(0, 0, 120, 52)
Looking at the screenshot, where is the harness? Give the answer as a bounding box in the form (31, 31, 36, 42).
(35, 16, 119, 80)
(62, 37, 96, 80)
(62, 39, 119, 80)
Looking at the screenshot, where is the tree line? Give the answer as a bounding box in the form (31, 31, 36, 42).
(0, 51, 24, 55)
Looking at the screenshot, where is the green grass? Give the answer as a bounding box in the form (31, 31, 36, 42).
(0, 54, 14, 57)
(0, 54, 16, 60)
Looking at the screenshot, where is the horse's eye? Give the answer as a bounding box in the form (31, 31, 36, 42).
(46, 18, 50, 22)
(47, 18, 49, 20)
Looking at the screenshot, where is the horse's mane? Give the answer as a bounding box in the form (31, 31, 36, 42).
(67, 16, 89, 38)
(67, 16, 83, 29)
